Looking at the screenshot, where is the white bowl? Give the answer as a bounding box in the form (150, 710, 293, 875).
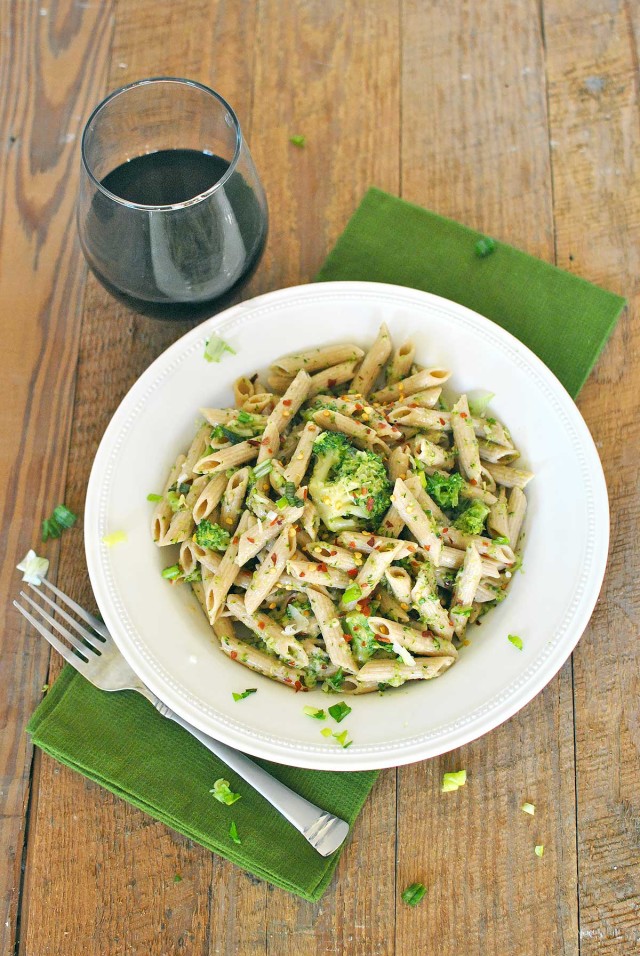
(85, 281, 609, 771)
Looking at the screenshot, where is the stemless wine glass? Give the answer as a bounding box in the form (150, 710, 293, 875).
(77, 78, 268, 319)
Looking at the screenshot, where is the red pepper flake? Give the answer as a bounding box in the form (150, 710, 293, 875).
(367, 536, 376, 547)
(359, 603, 372, 616)
(354, 403, 364, 412)
(302, 488, 308, 499)
(442, 527, 449, 534)
(439, 417, 446, 426)
(470, 478, 478, 486)
(258, 621, 266, 630)
(294, 680, 303, 692)
(247, 536, 256, 544)
(409, 402, 419, 408)
(230, 651, 238, 660)
(376, 635, 391, 644)
(248, 439, 261, 447)
(299, 572, 306, 578)
(343, 633, 352, 642)
(366, 497, 375, 512)
(422, 631, 431, 638)
(347, 567, 358, 578)
(425, 545, 431, 551)
(233, 536, 239, 545)
(460, 411, 468, 419)
(270, 553, 277, 565)
(284, 676, 292, 684)
(283, 399, 292, 406)
(330, 550, 337, 556)
(316, 562, 328, 573)
(327, 379, 337, 388)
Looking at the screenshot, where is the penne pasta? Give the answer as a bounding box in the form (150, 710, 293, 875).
(451, 395, 482, 484)
(270, 344, 365, 377)
(386, 341, 416, 384)
(350, 322, 393, 396)
(307, 360, 360, 397)
(485, 462, 535, 489)
(283, 421, 321, 486)
(233, 376, 255, 406)
(194, 439, 260, 476)
(371, 367, 451, 404)
(392, 478, 442, 564)
(487, 487, 510, 540)
(450, 544, 483, 637)
(356, 656, 454, 685)
(507, 485, 527, 547)
(311, 409, 390, 456)
(244, 526, 297, 614)
(219, 467, 251, 533)
(217, 630, 309, 689)
(306, 588, 359, 674)
(368, 617, 458, 658)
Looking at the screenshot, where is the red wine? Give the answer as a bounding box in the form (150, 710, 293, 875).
(80, 149, 267, 318)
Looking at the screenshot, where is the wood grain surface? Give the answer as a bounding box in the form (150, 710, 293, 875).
(1, 0, 638, 954)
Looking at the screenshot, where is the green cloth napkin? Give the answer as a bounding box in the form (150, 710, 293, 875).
(317, 188, 625, 398)
(28, 187, 624, 902)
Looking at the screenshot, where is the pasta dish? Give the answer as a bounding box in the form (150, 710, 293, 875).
(150, 325, 532, 695)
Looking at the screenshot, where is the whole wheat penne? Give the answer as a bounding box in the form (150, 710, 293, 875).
(376, 587, 411, 622)
(227, 592, 308, 667)
(192, 473, 228, 524)
(242, 392, 277, 415)
(234, 376, 255, 406)
(347, 541, 404, 605)
(267, 369, 312, 432)
(303, 541, 360, 572)
(368, 617, 458, 659)
(152, 453, 187, 543)
(200, 407, 240, 425)
(337, 530, 418, 559)
(403, 473, 449, 524)
(179, 540, 199, 576)
(487, 487, 510, 540)
(356, 656, 454, 684)
(371, 367, 451, 403)
(217, 630, 309, 689)
(162, 475, 209, 545)
(219, 467, 251, 533)
(393, 478, 442, 564)
(311, 409, 390, 456)
(451, 395, 482, 483)
(450, 544, 483, 636)
(301, 500, 320, 540)
(183, 424, 213, 477)
(441, 527, 515, 565)
(388, 444, 411, 481)
(191, 542, 223, 574)
(244, 526, 297, 614)
(307, 360, 360, 397)
(410, 436, 456, 471)
(351, 322, 393, 396)
(286, 558, 351, 589)
(438, 545, 502, 579)
(236, 502, 305, 566)
(389, 387, 442, 409)
(313, 395, 402, 441)
(485, 462, 534, 489)
(384, 566, 413, 604)
(386, 341, 416, 384)
(270, 344, 365, 377)
(507, 486, 527, 547)
(410, 560, 455, 639)
(194, 440, 260, 476)
(478, 439, 520, 464)
(306, 588, 359, 674)
(204, 512, 251, 622)
(283, 421, 321, 486)
(378, 505, 405, 538)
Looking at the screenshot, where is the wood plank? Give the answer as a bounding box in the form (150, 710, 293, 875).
(397, 3, 579, 954)
(19, 2, 269, 955)
(0, 1, 115, 952)
(244, 2, 401, 953)
(542, 1, 640, 952)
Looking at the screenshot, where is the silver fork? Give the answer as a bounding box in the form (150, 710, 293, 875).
(14, 579, 349, 857)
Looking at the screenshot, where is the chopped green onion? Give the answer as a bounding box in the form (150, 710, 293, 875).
(401, 882, 427, 907)
(167, 490, 187, 513)
(229, 821, 241, 845)
(342, 583, 363, 605)
(289, 134, 306, 147)
(492, 535, 510, 545)
(534, 844, 544, 857)
(162, 564, 182, 580)
(322, 668, 345, 693)
(475, 236, 496, 257)
(41, 503, 78, 541)
(276, 496, 288, 509)
(41, 684, 49, 693)
(303, 705, 326, 720)
(210, 778, 242, 805)
(328, 701, 352, 724)
(232, 688, 257, 702)
(147, 493, 163, 502)
(173, 874, 182, 883)
(333, 729, 352, 749)
(521, 802, 536, 816)
(441, 770, 467, 792)
(282, 481, 304, 507)
(204, 334, 236, 363)
(237, 410, 253, 424)
(16, 549, 49, 585)
(467, 391, 495, 416)
(508, 634, 523, 650)
(102, 530, 127, 547)
(320, 727, 333, 738)
(253, 458, 273, 479)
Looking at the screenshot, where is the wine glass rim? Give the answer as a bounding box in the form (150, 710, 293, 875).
(80, 77, 244, 210)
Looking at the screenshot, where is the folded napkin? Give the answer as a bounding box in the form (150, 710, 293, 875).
(28, 188, 625, 901)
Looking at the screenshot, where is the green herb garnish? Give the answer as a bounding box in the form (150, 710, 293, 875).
(283, 481, 304, 507)
(210, 778, 242, 805)
(303, 705, 326, 720)
(289, 134, 306, 147)
(328, 701, 352, 723)
(253, 458, 273, 479)
(162, 564, 182, 580)
(441, 770, 467, 792)
(342, 583, 363, 605)
(401, 882, 427, 907)
(232, 688, 257, 702)
(492, 535, 510, 545)
(147, 493, 163, 502)
(534, 844, 544, 857)
(102, 530, 126, 546)
(237, 410, 253, 424)
(475, 236, 496, 257)
(41, 504, 78, 542)
(229, 821, 241, 845)
(322, 668, 345, 693)
(508, 634, 523, 650)
(173, 874, 182, 883)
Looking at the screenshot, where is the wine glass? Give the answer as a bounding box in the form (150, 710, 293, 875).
(77, 77, 268, 319)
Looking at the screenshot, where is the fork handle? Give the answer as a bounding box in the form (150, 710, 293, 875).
(153, 700, 349, 857)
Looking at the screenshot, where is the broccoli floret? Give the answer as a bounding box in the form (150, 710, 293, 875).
(343, 611, 382, 664)
(425, 471, 465, 509)
(454, 500, 490, 535)
(194, 519, 230, 551)
(309, 432, 391, 533)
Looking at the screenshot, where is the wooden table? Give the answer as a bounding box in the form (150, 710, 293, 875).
(2, 2, 638, 953)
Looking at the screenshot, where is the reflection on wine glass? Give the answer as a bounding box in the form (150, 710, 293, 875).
(77, 77, 268, 319)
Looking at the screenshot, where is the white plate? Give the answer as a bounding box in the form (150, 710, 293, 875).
(85, 281, 609, 771)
